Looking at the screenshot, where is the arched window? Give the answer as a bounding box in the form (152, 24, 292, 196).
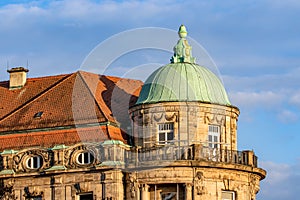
(76, 151, 94, 165)
(26, 156, 42, 169)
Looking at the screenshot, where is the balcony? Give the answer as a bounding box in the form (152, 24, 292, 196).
(127, 144, 258, 168)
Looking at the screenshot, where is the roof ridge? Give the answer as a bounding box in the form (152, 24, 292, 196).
(78, 70, 143, 82)
(26, 73, 72, 81)
(0, 73, 72, 84)
(76, 71, 111, 122)
(0, 73, 74, 123)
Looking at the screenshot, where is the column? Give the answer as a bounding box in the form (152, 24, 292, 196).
(185, 183, 192, 200)
(141, 184, 150, 200)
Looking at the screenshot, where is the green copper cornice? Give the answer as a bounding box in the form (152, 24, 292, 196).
(51, 144, 69, 150)
(0, 169, 15, 175)
(1, 149, 18, 155)
(45, 165, 67, 171)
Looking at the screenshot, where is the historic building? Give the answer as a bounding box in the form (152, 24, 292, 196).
(0, 25, 266, 200)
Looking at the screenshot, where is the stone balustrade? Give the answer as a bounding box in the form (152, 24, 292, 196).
(127, 144, 258, 168)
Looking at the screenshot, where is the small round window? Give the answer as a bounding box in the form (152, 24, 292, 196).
(26, 156, 43, 169)
(76, 151, 94, 165)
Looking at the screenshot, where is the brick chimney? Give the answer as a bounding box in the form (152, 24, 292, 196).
(7, 67, 29, 90)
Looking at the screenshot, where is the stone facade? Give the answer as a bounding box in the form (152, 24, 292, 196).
(0, 130, 265, 200)
(0, 91, 266, 200)
(130, 102, 239, 151)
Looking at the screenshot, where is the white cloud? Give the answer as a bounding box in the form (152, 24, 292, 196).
(290, 92, 300, 107)
(229, 91, 284, 109)
(277, 109, 298, 123)
(258, 161, 300, 200)
(0, 3, 47, 28)
(224, 66, 300, 92)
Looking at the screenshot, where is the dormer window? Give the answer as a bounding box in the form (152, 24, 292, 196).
(158, 123, 174, 145)
(26, 155, 42, 170)
(34, 112, 43, 118)
(76, 151, 94, 165)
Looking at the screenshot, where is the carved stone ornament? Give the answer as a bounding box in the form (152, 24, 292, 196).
(128, 173, 139, 198)
(73, 183, 89, 194)
(223, 179, 230, 190)
(204, 113, 225, 125)
(153, 113, 164, 122)
(194, 171, 206, 195)
(250, 174, 260, 199)
(143, 114, 150, 125)
(165, 112, 178, 122)
(12, 149, 50, 173)
(23, 187, 43, 199)
(64, 144, 100, 169)
(0, 183, 17, 200)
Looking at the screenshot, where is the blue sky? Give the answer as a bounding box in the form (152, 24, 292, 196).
(0, 0, 300, 199)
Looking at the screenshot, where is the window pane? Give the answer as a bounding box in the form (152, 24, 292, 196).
(167, 132, 174, 141)
(28, 158, 32, 168)
(214, 136, 218, 142)
(89, 154, 94, 163)
(159, 133, 165, 141)
(222, 191, 234, 200)
(170, 123, 174, 129)
(33, 157, 38, 168)
(84, 152, 89, 164)
(208, 135, 212, 142)
(78, 153, 83, 164)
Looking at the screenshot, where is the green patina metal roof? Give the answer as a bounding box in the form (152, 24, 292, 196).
(136, 63, 231, 105)
(136, 25, 231, 106)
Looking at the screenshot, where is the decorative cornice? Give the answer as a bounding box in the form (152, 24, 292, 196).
(0, 121, 119, 135)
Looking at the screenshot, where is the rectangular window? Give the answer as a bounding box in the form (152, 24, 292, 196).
(27, 197, 42, 200)
(158, 123, 174, 144)
(79, 193, 93, 200)
(208, 125, 220, 148)
(222, 191, 235, 200)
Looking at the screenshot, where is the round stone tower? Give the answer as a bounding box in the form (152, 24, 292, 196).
(127, 25, 266, 200)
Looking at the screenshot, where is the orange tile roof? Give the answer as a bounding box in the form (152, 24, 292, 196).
(0, 126, 117, 151)
(0, 71, 143, 149)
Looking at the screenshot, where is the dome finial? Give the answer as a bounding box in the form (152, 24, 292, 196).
(178, 24, 187, 38)
(171, 25, 196, 64)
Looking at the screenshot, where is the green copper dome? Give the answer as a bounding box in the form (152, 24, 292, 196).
(136, 25, 231, 106)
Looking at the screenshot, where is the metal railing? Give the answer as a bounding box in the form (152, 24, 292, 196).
(127, 144, 258, 167)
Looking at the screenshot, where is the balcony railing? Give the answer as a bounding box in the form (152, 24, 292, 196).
(127, 144, 258, 168)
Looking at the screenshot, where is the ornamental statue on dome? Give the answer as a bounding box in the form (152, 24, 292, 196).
(171, 25, 196, 64)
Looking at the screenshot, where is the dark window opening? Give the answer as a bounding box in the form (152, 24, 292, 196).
(77, 151, 94, 165)
(26, 156, 42, 169)
(79, 193, 93, 200)
(26, 196, 42, 200)
(34, 112, 43, 118)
